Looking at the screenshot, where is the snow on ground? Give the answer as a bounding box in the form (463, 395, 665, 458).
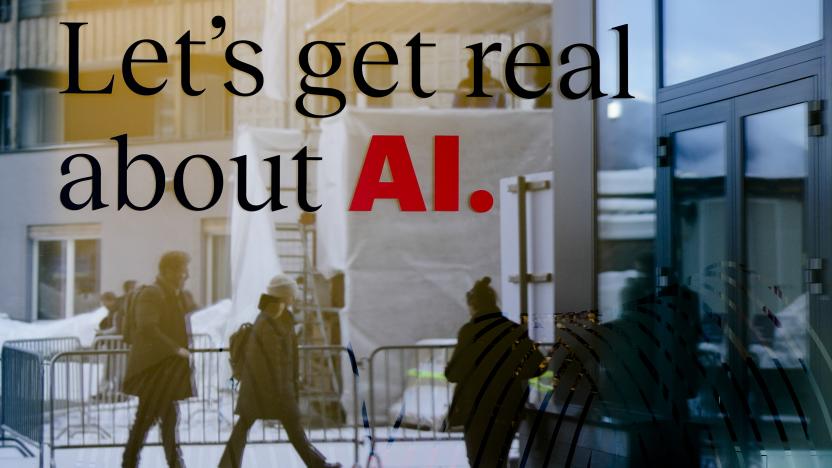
(0, 440, 472, 467)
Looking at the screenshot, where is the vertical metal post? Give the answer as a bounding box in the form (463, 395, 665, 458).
(352, 349, 359, 468)
(517, 176, 529, 324)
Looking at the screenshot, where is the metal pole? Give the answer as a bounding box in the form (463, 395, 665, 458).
(517, 176, 529, 324)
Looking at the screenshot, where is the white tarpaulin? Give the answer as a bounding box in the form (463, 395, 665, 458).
(262, 0, 288, 101)
(224, 127, 303, 341)
(316, 108, 553, 419)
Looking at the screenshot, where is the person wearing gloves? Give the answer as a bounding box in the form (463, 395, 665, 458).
(219, 274, 342, 468)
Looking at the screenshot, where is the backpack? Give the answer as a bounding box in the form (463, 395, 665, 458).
(229, 323, 254, 381)
(121, 285, 146, 345)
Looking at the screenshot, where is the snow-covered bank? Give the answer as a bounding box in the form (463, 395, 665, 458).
(0, 299, 234, 351)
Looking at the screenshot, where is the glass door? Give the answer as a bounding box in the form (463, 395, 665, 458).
(735, 78, 817, 455)
(658, 77, 823, 465)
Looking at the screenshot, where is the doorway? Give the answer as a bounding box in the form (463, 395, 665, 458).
(658, 70, 830, 462)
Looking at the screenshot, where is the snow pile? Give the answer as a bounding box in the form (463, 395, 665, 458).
(0, 308, 107, 349)
(189, 299, 234, 346)
(0, 300, 237, 350)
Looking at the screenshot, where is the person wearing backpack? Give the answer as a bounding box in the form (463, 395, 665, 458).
(219, 274, 341, 468)
(122, 251, 196, 468)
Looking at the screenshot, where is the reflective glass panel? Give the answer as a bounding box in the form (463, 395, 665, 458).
(743, 104, 810, 445)
(37, 240, 66, 320)
(73, 239, 100, 314)
(673, 123, 727, 359)
(663, 0, 822, 85)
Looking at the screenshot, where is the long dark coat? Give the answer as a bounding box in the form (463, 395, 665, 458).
(445, 312, 546, 465)
(235, 310, 300, 421)
(123, 280, 195, 401)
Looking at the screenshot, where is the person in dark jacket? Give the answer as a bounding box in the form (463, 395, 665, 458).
(122, 251, 195, 468)
(219, 275, 341, 468)
(445, 277, 548, 468)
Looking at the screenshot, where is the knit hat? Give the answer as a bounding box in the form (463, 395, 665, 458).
(267, 274, 299, 301)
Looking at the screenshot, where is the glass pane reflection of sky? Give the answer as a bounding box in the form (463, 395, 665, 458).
(664, 0, 822, 85)
(673, 123, 726, 179)
(744, 104, 808, 179)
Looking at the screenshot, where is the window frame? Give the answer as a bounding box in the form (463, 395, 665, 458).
(29, 224, 101, 321)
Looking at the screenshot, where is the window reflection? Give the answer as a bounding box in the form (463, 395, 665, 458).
(663, 0, 822, 85)
(672, 123, 727, 357)
(596, 0, 656, 323)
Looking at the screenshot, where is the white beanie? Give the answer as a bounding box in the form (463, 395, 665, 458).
(267, 274, 299, 301)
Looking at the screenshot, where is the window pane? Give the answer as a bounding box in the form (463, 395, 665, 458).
(37, 240, 66, 320)
(73, 239, 100, 314)
(596, 0, 656, 323)
(673, 123, 727, 359)
(663, 0, 822, 85)
(743, 104, 810, 444)
(211, 235, 231, 302)
(0, 79, 10, 149)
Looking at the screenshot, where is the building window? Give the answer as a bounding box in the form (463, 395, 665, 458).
(0, 78, 10, 150)
(204, 219, 231, 305)
(0, 0, 11, 22)
(204, 220, 317, 304)
(662, 0, 822, 86)
(19, 73, 64, 147)
(20, 0, 64, 19)
(30, 224, 101, 320)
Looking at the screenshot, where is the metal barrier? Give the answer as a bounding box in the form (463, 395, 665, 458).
(366, 342, 557, 449)
(1, 346, 44, 463)
(88, 334, 216, 406)
(368, 344, 461, 445)
(4, 337, 82, 360)
(2, 339, 558, 466)
(46, 346, 359, 468)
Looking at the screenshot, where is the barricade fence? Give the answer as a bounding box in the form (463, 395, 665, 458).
(1, 346, 45, 445)
(45, 346, 359, 468)
(365, 343, 556, 444)
(368, 344, 460, 444)
(2, 337, 566, 467)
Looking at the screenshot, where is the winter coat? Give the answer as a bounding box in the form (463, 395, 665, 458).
(235, 310, 301, 421)
(123, 280, 195, 401)
(445, 312, 546, 430)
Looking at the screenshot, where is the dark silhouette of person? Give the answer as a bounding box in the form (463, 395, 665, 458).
(97, 291, 121, 335)
(219, 275, 341, 468)
(453, 58, 507, 108)
(445, 277, 547, 468)
(122, 251, 195, 468)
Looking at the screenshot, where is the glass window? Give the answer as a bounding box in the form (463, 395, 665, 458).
(672, 123, 727, 356)
(663, 0, 822, 85)
(743, 104, 808, 370)
(19, 80, 63, 148)
(73, 239, 101, 316)
(207, 233, 231, 304)
(33, 235, 100, 320)
(0, 78, 10, 150)
(596, 0, 656, 323)
(36, 240, 67, 320)
(20, 0, 63, 19)
(0, 0, 10, 22)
